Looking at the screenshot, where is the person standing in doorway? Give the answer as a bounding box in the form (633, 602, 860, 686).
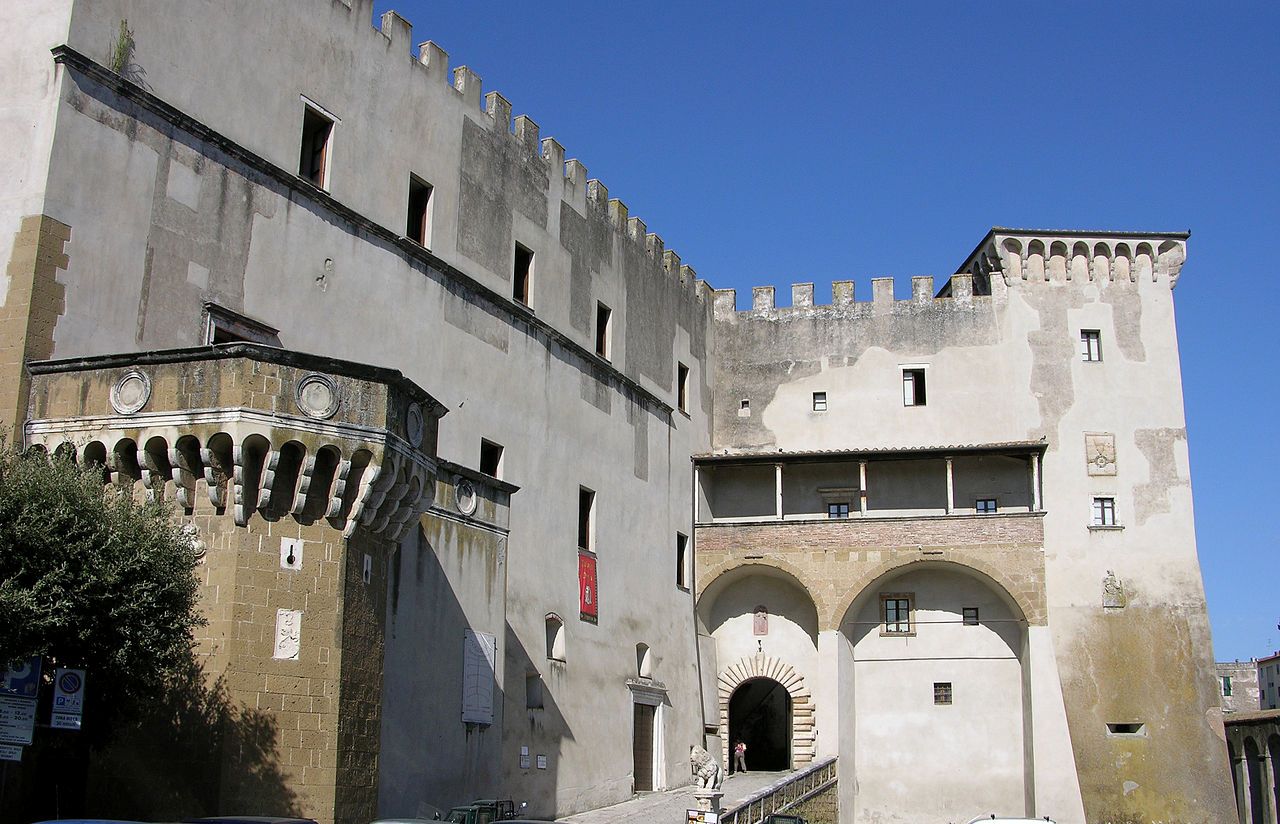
(733, 740, 747, 774)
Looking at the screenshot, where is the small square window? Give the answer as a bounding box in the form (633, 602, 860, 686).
(676, 533, 689, 590)
(480, 439, 504, 478)
(934, 682, 953, 705)
(962, 607, 979, 626)
(881, 593, 913, 635)
(903, 369, 927, 406)
(406, 175, 433, 246)
(976, 498, 997, 514)
(812, 391, 827, 412)
(827, 502, 850, 519)
(740, 399, 750, 411)
(677, 363, 690, 414)
(513, 244, 533, 306)
(595, 302, 612, 360)
(299, 105, 334, 188)
(1081, 330, 1103, 362)
(578, 487, 595, 552)
(1092, 496, 1117, 526)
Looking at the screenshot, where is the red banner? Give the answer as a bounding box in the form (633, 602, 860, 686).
(579, 552, 598, 623)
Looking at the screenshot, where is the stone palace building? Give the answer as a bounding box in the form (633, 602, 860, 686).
(0, 1, 1235, 822)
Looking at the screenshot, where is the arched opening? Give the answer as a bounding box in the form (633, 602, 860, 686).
(1245, 736, 1265, 824)
(545, 614, 565, 662)
(636, 643, 652, 678)
(728, 677, 792, 773)
(841, 562, 1027, 823)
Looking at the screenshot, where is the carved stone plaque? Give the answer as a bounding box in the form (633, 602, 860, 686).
(273, 609, 302, 660)
(1085, 433, 1117, 476)
(295, 374, 340, 419)
(1102, 570, 1127, 609)
(110, 369, 151, 415)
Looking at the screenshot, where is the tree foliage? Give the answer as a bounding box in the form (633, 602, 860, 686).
(0, 444, 203, 741)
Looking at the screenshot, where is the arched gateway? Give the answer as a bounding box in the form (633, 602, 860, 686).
(718, 653, 814, 769)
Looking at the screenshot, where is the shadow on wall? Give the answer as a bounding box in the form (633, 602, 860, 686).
(0, 655, 298, 824)
(87, 655, 301, 820)
(503, 620, 571, 819)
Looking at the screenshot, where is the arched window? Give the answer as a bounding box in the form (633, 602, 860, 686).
(545, 613, 566, 661)
(636, 643, 652, 678)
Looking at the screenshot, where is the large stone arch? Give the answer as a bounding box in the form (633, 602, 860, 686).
(827, 552, 1043, 630)
(717, 653, 814, 769)
(696, 554, 823, 607)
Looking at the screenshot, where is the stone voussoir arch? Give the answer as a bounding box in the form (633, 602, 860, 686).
(695, 553, 827, 611)
(826, 552, 1045, 630)
(718, 652, 815, 771)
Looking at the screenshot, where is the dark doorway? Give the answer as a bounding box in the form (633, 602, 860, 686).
(728, 678, 791, 772)
(633, 702, 655, 792)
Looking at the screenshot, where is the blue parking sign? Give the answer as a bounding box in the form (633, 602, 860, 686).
(0, 658, 41, 699)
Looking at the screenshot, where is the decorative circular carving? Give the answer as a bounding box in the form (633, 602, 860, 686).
(110, 370, 151, 415)
(295, 374, 341, 419)
(455, 475, 477, 516)
(405, 403, 425, 448)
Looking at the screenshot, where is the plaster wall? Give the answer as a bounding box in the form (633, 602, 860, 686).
(1219, 662, 1263, 715)
(848, 567, 1025, 824)
(379, 472, 511, 815)
(709, 254, 1233, 820)
(28, 2, 713, 817)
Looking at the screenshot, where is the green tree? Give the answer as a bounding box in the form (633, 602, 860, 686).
(0, 443, 203, 744)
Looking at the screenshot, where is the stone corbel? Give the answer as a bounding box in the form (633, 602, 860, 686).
(256, 449, 282, 513)
(201, 446, 229, 508)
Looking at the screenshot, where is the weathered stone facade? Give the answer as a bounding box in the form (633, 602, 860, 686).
(0, 2, 1232, 823)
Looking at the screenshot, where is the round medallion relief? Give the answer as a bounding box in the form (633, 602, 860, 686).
(455, 475, 477, 516)
(405, 403, 425, 448)
(295, 374, 341, 419)
(110, 370, 152, 415)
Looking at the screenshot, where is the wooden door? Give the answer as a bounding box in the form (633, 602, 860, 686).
(633, 702, 655, 792)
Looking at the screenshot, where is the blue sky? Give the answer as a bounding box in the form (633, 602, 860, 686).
(372, 1, 1278, 661)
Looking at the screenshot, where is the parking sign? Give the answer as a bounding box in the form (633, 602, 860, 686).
(52, 668, 86, 730)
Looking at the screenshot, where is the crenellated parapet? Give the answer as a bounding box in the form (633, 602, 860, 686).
(955, 227, 1189, 292)
(23, 343, 446, 541)
(712, 274, 978, 322)
(372, 9, 711, 310)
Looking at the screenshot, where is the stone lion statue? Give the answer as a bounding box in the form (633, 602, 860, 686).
(690, 744, 725, 790)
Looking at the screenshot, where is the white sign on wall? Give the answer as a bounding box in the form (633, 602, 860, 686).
(461, 629, 496, 724)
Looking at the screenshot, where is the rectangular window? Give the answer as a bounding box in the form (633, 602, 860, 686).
(902, 369, 927, 406)
(934, 682, 953, 705)
(299, 105, 334, 188)
(406, 175, 433, 246)
(976, 498, 998, 514)
(1222, 676, 1233, 697)
(827, 502, 850, 519)
(578, 487, 595, 552)
(881, 593, 913, 635)
(1106, 722, 1146, 736)
(812, 391, 827, 412)
(513, 244, 533, 306)
(595, 302, 612, 359)
(962, 607, 980, 626)
(1081, 329, 1103, 362)
(676, 533, 689, 590)
(479, 439, 504, 478)
(1092, 496, 1117, 526)
(525, 673, 544, 709)
(677, 362, 690, 414)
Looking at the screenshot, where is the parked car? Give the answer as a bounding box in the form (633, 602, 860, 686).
(442, 799, 527, 824)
